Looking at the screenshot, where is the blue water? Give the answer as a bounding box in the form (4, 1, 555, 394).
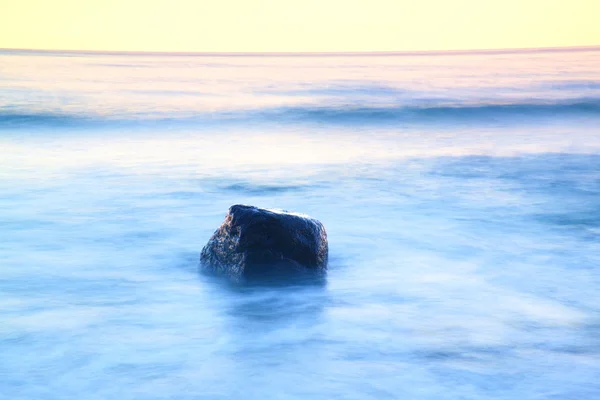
(1, 48, 600, 399)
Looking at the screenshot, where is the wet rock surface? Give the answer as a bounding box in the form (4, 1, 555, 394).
(200, 205, 328, 281)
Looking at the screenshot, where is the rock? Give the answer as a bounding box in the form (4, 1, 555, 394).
(200, 204, 328, 281)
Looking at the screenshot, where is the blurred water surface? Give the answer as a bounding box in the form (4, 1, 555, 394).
(1, 48, 600, 399)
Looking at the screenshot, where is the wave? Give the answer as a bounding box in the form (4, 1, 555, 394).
(258, 82, 410, 97)
(221, 183, 308, 195)
(2, 99, 600, 129)
(538, 80, 600, 91)
(266, 100, 600, 122)
(0, 112, 93, 127)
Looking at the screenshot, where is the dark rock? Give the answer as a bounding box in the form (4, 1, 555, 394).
(200, 204, 328, 281)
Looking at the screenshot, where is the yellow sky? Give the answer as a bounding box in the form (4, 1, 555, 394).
(1, 0, 599, 52)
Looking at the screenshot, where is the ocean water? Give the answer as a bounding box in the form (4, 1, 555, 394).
(1, 48, 600, 399)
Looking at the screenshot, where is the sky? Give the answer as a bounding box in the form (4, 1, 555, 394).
(1, 0, 599, 52)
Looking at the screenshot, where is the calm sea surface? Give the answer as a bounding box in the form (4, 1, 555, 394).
(1, 48, 600, 399)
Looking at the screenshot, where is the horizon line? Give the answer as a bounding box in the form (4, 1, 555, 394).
(1, 45, 599, 57)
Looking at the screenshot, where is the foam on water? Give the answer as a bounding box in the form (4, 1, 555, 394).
(1, 49, 600, 399)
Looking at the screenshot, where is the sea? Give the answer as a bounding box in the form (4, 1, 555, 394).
(1, 48, 599, 399)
